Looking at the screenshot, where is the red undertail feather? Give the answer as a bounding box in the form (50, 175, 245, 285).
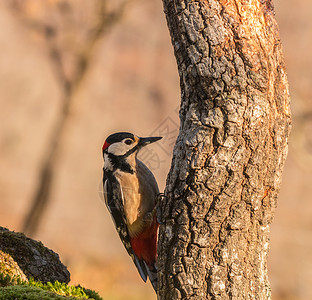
(130, 220, 158, 267)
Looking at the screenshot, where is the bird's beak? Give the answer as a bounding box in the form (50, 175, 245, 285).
(138, 136, 162, 147)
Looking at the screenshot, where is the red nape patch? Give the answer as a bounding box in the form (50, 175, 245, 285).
(102, 141, 110, 151)
(130, 221, 159, 266)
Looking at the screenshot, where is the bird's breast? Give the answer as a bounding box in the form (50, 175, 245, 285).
(114, 159, 159, 237)
(114, 170, 143, 235)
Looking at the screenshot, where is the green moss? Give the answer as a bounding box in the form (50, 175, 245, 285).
(0, 272, 103, 300)
(79, 286, 103, 300)
(0, 227, 102, 300)
(26, 278, 90, 298)
(0, 285, 79, 300)
(0, 273, 16, 287)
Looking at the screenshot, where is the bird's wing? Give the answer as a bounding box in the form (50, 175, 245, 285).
(136, 159, 159, 195)
(103, 172, 148, 282)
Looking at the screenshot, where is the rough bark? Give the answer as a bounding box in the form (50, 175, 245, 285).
(158, 0, 291, 299)
(0, 227, 70, 284)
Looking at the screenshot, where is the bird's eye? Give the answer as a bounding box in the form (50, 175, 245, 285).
(124, 139, 133, 145)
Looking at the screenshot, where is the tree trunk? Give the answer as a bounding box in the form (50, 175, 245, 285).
(158, 0, 291, 299)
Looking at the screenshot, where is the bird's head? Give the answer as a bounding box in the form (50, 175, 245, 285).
(102, 132, 162, 172)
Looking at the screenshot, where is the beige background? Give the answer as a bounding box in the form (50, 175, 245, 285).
(0, 1, 311, 299)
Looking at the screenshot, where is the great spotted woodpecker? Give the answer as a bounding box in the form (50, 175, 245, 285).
(102, 132, 162, 291)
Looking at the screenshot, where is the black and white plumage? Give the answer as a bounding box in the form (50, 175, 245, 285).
(102, 132, 162, 291)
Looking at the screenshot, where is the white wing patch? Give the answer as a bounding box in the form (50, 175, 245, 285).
(103, 179, 111, 213)
(118, 180, 125, 207)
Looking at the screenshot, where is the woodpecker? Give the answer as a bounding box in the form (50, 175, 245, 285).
(102, 132, 162, 291)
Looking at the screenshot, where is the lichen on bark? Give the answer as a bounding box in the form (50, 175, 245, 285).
(158, 0, 291, 299)
(0, 250, 28, 284)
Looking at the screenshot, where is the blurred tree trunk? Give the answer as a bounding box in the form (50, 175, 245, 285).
(18, 0, 132, 236)
(158, 0, 291, 299)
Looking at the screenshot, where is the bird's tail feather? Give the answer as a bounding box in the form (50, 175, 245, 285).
(133, 256, 148, 282)
(144, 261, 157, 292)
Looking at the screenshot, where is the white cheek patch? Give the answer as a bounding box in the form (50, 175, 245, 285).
(107, 142, 129, 156)
(104, 153, 113, 170)
(107, 141, 139, 156)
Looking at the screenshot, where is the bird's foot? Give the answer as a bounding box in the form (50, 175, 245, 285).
(155, 193, 166, 225)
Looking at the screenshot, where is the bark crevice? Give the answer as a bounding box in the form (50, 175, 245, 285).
(158, 0, 290, 299)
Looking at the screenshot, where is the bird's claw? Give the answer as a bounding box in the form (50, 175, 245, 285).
(156, 193, 166, 225)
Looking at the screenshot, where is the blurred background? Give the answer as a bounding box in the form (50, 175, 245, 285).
(0, 0, 311, 299)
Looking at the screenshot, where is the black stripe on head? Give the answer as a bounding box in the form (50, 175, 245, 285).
(107, 153, 134, 174)
(106, 132, 135, 144)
